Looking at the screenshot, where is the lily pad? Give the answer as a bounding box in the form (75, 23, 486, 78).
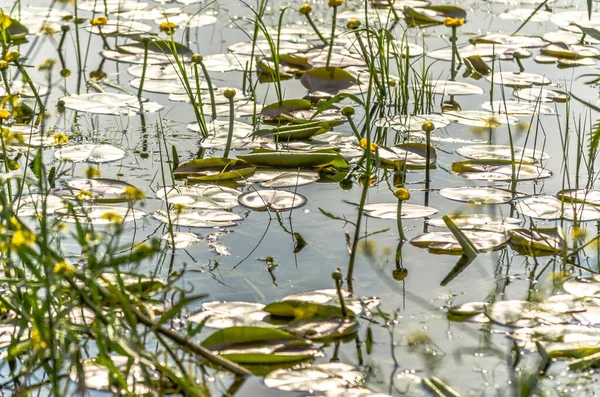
(201, 326, 318, 364)
(427, 214, 522, 231)
(59, 93, 163, 115)
(174, 158, 255, 182)
(56, 178, 138, 203)
(443, 111, 518, 127)
(557, 189, 600, 206)
(439, 187, 513, 204)
(57, 205, 145, 224)
(510, 227, 567, 254)
(513, 88, 568, 103)
(54, 144, 126, 163)
(189, 301, 270, 328)
(300, 67, 359, 95)
(411, 230, 509, 253)
(481, 101, 555, 115)
(362, 203, 438, 219)
(161, 231, 201, 249)
(265, 362, 366, 392)
(152, 209, 243, 227)
(426, 80, 484, 96)
(238, 189, 307, 212)
(485, 72, 551, 88)
(155, 185, 240, 209)
(456, 145, 548, 163)
(516, 196, 600, 221)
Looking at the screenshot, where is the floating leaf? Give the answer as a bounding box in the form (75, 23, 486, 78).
(557, 189, 600, 206)
(439, 187, 514, 204)
(452, 159, 552, 181)
(515, 196, 600, 221)
(201, 326, 318, 364)
(426, 80, 484, 96)
(427, 214, 521, 232)
(238, 189, 307, 212)
(238, 150, 348, 170)
(376, 114, 451, 132)
(54, 144, 126, 163)
(59, 93, 163, 115)
(481, 101, 555, 115)
(70, 356, 174, 395)
(264, 363, 365, 392)
(377, 143, 437, 168)
(161, 231, 201, 249)
(189, 302, 270, 328)
(57, 205, 145, 224)
(152, 209, 242, 228)
(456, 145, 548, 162)
(411, 230, 508, 253)
(513, 88, 568, 103)
(174, 158, 255, 182)
(56, 178, 138, 203)
(156, 185, 240, 209)
(362, 203, 438, 219)
(300, 67, 359, 95)
(443, 110, 518, 127)
(541, 44, 600, 59)
(510, 227, 567, 254)
(485, 72, 551, 88)
(16, 194, 66, 216)
(403, 5, 466, 25)
(246, 170, 320, 188)
(265, 289, 378, 320)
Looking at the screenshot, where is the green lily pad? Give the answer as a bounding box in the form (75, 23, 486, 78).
(510, 227, 567, 254)
(238, 150, 348, 170)
(300, 67, 359, 95)
(403, 5, 466, 25)
(174, 158, 255, 182)
(201, 326, 318, 364)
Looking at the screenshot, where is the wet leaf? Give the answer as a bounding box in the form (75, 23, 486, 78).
(362, 203, 438, 219)
(238, 189, 307, 212)
(411, 230, 508, 253)
(59, 93, 163, 115)
(156, 185, 240, 209)
(439, 187, 514, 204)
(516, 196, 600, 221)
(300, 67, 359, 95)
(174, 158, 255, 182)
(54, 144, 126, 163)
(264, 362, 365, 392)
(152, 209, 242, 228)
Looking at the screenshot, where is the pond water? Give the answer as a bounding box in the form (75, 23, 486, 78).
(2, 0, 600, 395)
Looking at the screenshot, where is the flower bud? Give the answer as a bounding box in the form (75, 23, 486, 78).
(341, 105, 355, 117)
(223, 88, 236, 99)
(394, 188, 410, 201)
(191, 54, 203, 63)
(5, 51, 20, 63)
(421, 121, 435, 133)
(347, 18, 360, 29)
(328, 0, 343, 7)
(299, 3, 312, 15)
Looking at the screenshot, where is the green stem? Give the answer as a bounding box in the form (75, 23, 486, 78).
(137, 40, 149, 99)
(223, 97, 235, 158)
(197, 60, 217, 120)
(396, 201, 406, 241)
(326, 6, 338, 69)
(306, 14, 327, 45)
(14, 60, 45, 126)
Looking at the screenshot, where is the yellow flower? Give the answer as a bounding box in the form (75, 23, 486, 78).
(394, 188, 411, 201)
(38, 58, 58, 70)
(5, 51, 20, 63)
(328, 0, 343, 6)
(75, 190, 93, 201)
(347, 18, 361, 30)
(444, 17, 465, 27)
(53, 260, 74, 276)
(51, 132, 69, 145)
(11, 229, 35, 248)
(160, 22, 177, 33)
(91, 16, 108, 26)
(359, 138, 377, 152)
(39, 24, 56, 36)
(89, 70, 107, 80)
(0, 109, 10, 121)
(122, 186, 145, 201)
(299, 4, 312, 15)
(99, 211, 123, 224)
(173, 203, 186, 213)
(31, 327, 48, 351)
(84, 166, 101, 179)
